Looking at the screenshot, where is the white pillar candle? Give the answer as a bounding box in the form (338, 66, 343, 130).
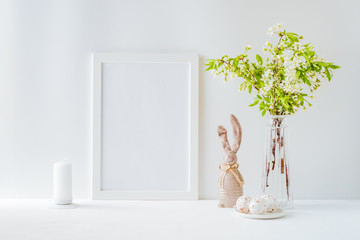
(53, 160, 72, 205)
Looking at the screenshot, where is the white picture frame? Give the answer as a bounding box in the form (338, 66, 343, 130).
(92, 53, 199, 200)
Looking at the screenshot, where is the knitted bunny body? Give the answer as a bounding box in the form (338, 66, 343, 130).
(217, 114, 244, 208)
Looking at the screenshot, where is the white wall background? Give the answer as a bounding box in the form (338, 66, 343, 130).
(1, 0, 359, 199)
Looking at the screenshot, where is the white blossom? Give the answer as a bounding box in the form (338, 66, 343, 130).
(267, 23, 284, 36)
(210, 69, 217, 77)
(264, 69, 272, 79)
(261, 84, 272, 95)
(274, 23, 284, 31)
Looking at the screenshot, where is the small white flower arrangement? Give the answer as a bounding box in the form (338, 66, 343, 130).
(206, 23, 340, 116)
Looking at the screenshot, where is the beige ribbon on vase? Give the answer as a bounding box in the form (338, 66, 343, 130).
(218, 162, 245, 189)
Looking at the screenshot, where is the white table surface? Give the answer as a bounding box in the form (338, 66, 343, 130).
(0, 200, 359, 240)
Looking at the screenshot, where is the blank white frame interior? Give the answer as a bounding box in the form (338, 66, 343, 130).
(92, 53, 199, 200)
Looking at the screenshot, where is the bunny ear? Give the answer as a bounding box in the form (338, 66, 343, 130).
(217, 125, 231, 153)
(230, 114, 242, 153)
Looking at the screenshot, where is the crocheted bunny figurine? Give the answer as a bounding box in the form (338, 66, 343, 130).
(217, 114, 244, 208)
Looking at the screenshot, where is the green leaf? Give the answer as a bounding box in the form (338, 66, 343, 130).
(255, 73, 261, 81)
(286, 33, 299, 43)
(249, 100, 259, 107)
(315, 61, 328, 67)
(303, 78, 311, 86)
(301, 55, 310, 66)
(248, 85, 252, 93)
(261, 109, 266, 116)
(286, 32, 299, 37)
(307, 51, 315, 58)
(256, 54, 263, 65)
(325, 67, 331, 81)
(328, 64, 341, 69)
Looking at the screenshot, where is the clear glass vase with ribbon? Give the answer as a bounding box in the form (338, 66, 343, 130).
(262, 115, 293, 208)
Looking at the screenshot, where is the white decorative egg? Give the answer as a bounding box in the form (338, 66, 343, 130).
(236, 196, 252, 213)
(260, 195, 279, 213)
(249, 197, 268, 215)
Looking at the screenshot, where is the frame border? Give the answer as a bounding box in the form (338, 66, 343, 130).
(92, 53, 199, 200)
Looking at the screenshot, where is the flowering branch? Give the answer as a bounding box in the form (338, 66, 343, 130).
(205, 23, 340, 116)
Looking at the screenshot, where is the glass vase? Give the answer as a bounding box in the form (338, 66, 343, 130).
(262, 115, 293, 209)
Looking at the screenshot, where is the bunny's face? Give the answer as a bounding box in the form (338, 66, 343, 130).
(224, 151, 237, 165)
